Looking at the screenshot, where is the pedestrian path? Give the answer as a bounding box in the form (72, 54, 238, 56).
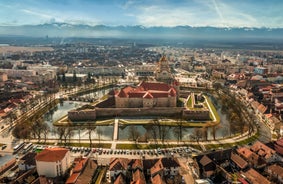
(111, 118, 119, 149)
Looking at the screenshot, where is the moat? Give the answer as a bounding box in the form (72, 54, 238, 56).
(43, 89, 231, 142)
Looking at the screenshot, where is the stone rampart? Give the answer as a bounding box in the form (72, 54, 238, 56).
(68, 109, 96, 121)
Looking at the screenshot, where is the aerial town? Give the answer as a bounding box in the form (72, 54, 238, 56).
(1, 1, 283, 184)
(0, 40, 282, 184)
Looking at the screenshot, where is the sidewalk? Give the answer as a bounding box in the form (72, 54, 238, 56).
(28, 129, 257, 149)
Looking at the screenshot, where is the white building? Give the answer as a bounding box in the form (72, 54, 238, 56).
(35, 147, 70, 178)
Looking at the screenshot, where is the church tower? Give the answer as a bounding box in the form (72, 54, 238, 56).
(155, 55, 174, 83)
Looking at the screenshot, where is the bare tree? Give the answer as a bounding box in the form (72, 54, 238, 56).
(54, 127, 67, 144)
(87, 123, 96, 148)
(190, 128, 203, 143)
(128, 125, 140, 143)
(31, 119, 45, 142)
(42, 123, 50, 144)
(173, 119, 185, 143)
(97, 126, 102, 145)
(160, 126, 170, 144)
(212, 125, 220, 140)
(12, 122, 31, 141)
(202, 126, 208, 141)
(150, 125, 159, 148)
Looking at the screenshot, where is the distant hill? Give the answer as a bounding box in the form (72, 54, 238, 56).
(0, 23, 283, 41)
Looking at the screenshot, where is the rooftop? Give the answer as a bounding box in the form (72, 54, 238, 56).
(35, 147, 69, 162)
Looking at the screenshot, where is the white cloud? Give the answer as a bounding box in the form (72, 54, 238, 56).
(21, 9, 53, 19)
(134, 5, 198, 27)
(131, 0, 264, 27)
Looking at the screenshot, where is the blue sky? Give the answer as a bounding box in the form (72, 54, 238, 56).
(0, 0, 282, 28)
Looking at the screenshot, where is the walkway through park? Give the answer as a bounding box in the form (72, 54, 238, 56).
(111, 118, 119, 149)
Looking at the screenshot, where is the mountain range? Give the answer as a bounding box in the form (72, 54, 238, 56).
(0, 23, 283, 41)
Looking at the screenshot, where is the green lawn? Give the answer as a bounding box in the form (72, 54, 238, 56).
(205, 96, 220, 123)
(204, 133, 259, 151)
(186, 95, 193, 108)
(116, 143, 192, 149)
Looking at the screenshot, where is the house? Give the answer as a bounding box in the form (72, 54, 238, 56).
(150, 158, 180, 178)
(18, 152, 36, 171)
(241, 168, 270, 184)
(131, 169, 146, 184)
(230, 152, 248, 170)
(108, 158, 180, 184)
(35, 147, 71, 178)
(250, 141, 279, 162)
(151, 174, 166, 184)
(113, 173, 126, 184)
(266, 164, 283, 183)
(237, 147, 264, 168)
(132, 159, 143, 171)
(274, 138, 283, 156)
(65, 157, 88, 184)
(75, 159, 98, 184)
(198, 155, 216, 178)
(109, 158, 131, 180)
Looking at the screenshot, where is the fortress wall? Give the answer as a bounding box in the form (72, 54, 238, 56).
(68, 110, 96, 121)
(95, 107, 184, 117)
(182, 109, 210, 120)
(68, 107, 210, 121)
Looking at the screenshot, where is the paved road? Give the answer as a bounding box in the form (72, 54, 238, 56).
(111, 118, 119, 149)
(177, 157, 195, 184)
(257, 121, 272, 143)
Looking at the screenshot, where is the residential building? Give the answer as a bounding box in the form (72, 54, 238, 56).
(35, 147, 71, 178)
(18, 152, 36, 171)
(266, 164, 283, 183)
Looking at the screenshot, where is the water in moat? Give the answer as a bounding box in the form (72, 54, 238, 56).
(43, 88, 230, 141)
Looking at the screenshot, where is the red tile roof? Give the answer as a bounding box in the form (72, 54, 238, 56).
(66, 172, 80, 184)
(151, 174, 165, 184)
(114, 174, 126, 184)
(267, 164, 283, 178)
(139, 81, 171, 91)
(128, 92, 146, 98)
(237, 147, 253, 159)
(109, 158, 130, 171)
(35, 147, 69, 162)
(231, 152, 248, 169)
(250, 141, 275, 159)
(150, 159, 164, 176)
(274, 144, 283, 155)
(73, 157, 88, 173)
(132, 170, 146, 184)
(276, 138, 283, 147)
(143, 92, 153, 99)
(199, 155, 212, 166)
(242, 168, 270, 184)
(116, 82, 176, 99)
(132, 159, 143, 170)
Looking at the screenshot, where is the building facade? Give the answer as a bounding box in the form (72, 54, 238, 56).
(35, 148, 71, 178)
(115, 81, 177, 108)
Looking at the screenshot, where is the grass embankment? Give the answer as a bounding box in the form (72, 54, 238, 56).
(54, 116, 114, 126)
(116, 143, 198, 150)
(203, 133, 259, 151)
(36, 142, 111, 148)
(119, 118, 216, 127)
(205, 96, 220, 124)
(186, 95, 193, 108)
